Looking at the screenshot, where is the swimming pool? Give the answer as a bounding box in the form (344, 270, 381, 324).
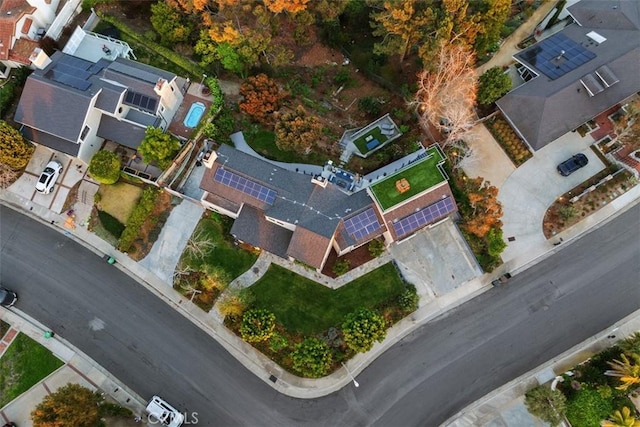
(183, 101, 205, 128)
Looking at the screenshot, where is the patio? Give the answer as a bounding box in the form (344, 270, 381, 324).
(339, 113, 402, 158)
(168, 80, 215, 141)
(103, 141, 163, 181)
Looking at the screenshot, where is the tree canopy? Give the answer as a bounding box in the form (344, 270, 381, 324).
(240, 74, 286, 125)
(524, 385, 567, 427)
(274, 105, 322, 154)
(291, 337, 332, 378)
(477, 66, 512, 105)
(342, 308, 387, 354)
(138, 126, 181, 169)
(31, 383, 103, 427)
(150, 1, 194, 46)
(88, 150, 121, 184)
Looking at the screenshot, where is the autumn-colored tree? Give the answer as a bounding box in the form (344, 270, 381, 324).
(370, 0, 435, 63)
(31, 383, 102, 427)
(412, 42, 477, 146)
(463, 177, 502, 238)
(264, 0, 310, 14)
(150, 1, 194, 46)
(239, 74, 286, 125)
(0, 120, 34, 170)
(274, 105, 323, 154)
(312, 0, 349, 23)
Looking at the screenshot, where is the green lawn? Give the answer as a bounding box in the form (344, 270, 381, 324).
(183, 214, 257, 280)
(353, 127, 389, 155)
(0, 333, 64, 407)
(370, 147, 446, 211)
(250, 263, 405, 335)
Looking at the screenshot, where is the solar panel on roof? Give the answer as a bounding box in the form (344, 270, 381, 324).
(124, 90, 158, 113)
(518, 32, 596, 80)
(59, 54, 92, 71)
(214, 168, 277, 205)
(393, 197, 455, 238)
(344, 208, 383, 241)
(47, 69, 92, 91)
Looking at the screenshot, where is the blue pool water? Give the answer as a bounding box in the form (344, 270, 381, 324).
(183, 102, 205, 128)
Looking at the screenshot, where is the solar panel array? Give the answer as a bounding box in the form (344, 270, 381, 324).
(214, 168, 276, 205)
(393, 197, 455, 238)
(518, 32, 596, 80)
(46, 55, 95, 91)
(344, 208, 383, 241)
(124, 91, 158, 113)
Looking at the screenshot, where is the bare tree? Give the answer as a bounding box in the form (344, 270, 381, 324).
(411, 42, 478, 147)
(184, 229, 216, 260)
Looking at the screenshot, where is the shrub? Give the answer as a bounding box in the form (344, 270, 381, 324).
(268, 332, 289, 353)
(334, 68, 354, 87)
(118, 187, 159, 252)
(240, 309, 276, 343)
(525, 386, 566, 427)
(368, 239, 385, 258)
(216, 288, 254, 318)
(565, 387, 613, 427)
(358, 96, 381, 117)
(477, 67, 512, 105)
(291, 337, 332, 378)
(138, 127, 181, 169)
(89, 150, 121, 184)
(0, 120, 34, 170)
(333, 259, 350, 276)
(97, 210, 125, 238)
(486, 228, 507, 257)
(559, 206, 577, 222)
(398, 285, 419, 312)
(342, 308, 386, 354)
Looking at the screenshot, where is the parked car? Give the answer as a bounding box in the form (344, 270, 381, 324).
(146, 396, 184, 427)
(35, 161, 63, 194)
(557, 153, 588, 176)
(0, 286, 18, 307)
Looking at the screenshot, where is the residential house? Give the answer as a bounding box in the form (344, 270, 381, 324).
(199, 144, 457, 271)
(496, 0, 640, 152)
(14, 50, 184, 164)
(0, 0, 60, 78)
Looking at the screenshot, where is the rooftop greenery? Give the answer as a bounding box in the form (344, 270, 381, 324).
(352, 127, 389, 155)
(370, 146, 446, 211)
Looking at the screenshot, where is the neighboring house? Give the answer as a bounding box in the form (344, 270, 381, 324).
(14, 50, 184, 164)
(0, 0, 60, 78)
(199, 144, 457, 271)
(497, 0, 640, 152)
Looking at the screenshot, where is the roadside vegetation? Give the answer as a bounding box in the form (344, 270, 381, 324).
(0, 333, 64, 407)
(222, 262, 418, 377)
(524, 333, 640, 427)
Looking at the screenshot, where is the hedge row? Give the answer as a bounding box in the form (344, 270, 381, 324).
(97, 13, 205, 79)
(118, 187, 160, 252)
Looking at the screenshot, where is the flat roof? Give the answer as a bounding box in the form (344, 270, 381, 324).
(369, 146, 446, 211)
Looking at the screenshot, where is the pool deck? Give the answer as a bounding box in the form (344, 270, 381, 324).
(168, 82, 214, 140)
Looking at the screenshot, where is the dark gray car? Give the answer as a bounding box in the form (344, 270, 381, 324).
(557, 153, 588, 176)
(0, 286, 17, 307)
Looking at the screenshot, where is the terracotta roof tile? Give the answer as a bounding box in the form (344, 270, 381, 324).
(8, 36, 36, 64)
(0, 21, 14, 60)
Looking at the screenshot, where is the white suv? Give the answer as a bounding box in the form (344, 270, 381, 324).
(146, 395, 184, 427)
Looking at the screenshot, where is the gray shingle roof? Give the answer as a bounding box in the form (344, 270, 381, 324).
(497, 15, 640, 151)
(95, 82, 125, 114)
(96, 116, 147, 149)
(568, 0, 640, 30)
(230, 204, 293, 258)
(21, 127, 81, 156)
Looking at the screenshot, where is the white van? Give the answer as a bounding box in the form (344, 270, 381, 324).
(146, 395, 184, 427)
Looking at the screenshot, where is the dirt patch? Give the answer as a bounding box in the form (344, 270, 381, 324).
(321, 243, 376, 278)
(96, 182, 144, 224)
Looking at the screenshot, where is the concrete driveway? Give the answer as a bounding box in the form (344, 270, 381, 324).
(390, 218, 482, 304)
(8, 145, 87, 214)
(498, 131, 604, 270)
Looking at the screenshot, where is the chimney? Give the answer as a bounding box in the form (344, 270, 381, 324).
(203, 150, 217, 168)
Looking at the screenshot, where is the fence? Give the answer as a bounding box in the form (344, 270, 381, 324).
(46, 0, 83, 41)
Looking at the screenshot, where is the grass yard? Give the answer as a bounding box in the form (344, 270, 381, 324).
(370, 146, 446, 211)
(244, 129, 331, 166)
(0, 333, 64, 407)
(96, 182, 143, 224)
(353, 127, 388, 155)
(250, 263, 405, 335)
(183, 213, 257, 281)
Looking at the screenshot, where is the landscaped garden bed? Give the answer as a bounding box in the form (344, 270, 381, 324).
(485, 116, 532, 166)
(223, 262, 417, 377)
(543, 166, 637, 238)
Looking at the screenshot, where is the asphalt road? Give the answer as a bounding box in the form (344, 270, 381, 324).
(1, 204, 639, 426)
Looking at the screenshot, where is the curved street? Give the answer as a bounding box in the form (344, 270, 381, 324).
(1, 204, 638, 425)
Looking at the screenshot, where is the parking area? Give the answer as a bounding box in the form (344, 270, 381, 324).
(389, 218, 483, 304)
(8, 145, 87, 214)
